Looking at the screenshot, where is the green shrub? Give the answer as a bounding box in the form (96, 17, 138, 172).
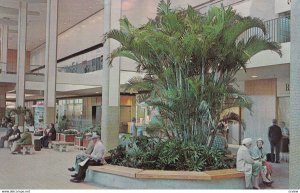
(109, 136, 234, 171)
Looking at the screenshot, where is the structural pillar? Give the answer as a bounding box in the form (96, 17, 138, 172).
(44, 0, 58, 126)
(0, 88, 6, 119)
(101, 0, 121, 151)
(1, 24, 8, 73)
(16, 1, 27, 109)
(289, 0, 300, 188)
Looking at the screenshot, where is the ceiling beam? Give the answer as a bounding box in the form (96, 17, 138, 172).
(0, 6, 40, 16)
(0, 18, 18, 26)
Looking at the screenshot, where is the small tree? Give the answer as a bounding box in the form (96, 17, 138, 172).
(7, 106, 33, 132)
(106, 0, 281, 145)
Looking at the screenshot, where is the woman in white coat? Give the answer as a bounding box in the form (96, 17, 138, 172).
(236, 138, 271, 189)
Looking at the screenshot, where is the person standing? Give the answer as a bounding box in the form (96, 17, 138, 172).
(279, 121, 289, 162)
(268, 119, 282, 163)
(130, 117, 137, 137)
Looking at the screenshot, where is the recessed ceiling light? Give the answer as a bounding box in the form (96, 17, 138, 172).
(251, 75, 258, 78)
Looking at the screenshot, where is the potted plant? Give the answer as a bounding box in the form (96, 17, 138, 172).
(57, 115, 70, 140)
(61, 129, 78, 142)
(7, 106, 33, 132)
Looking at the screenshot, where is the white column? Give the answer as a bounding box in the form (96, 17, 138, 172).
(16, 1, 27, 108)
(44, 0, 58, 125)
(289, 0, 300, 188)
(1, 24, 8, 73)
(101, 0, 121, 151)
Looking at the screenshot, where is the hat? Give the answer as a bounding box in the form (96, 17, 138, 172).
(242, 138, 252, 145)
(256, 138, 264, 144)
(90, 133, 100, 140)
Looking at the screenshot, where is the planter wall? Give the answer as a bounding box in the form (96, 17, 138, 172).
(86, 165, 245, 189)
(74, 137, 83, 147)
(56, 133, 61, 141)
(83, 138, 89, 148)
(60, 134, 75, 142)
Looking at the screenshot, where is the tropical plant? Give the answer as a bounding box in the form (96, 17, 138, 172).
(106, 0, 281, 146)
(57, 115, 70, 132)
(7, 106, 34, 127)
(109, 136, 234, 171)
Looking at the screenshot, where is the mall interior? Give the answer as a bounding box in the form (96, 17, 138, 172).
(0, 0, 299, 188)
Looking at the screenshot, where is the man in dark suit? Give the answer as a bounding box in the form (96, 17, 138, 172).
(268, 119, 282, 163)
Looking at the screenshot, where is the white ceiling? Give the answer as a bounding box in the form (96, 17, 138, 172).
(235, 63, 290, 81)
(0, 0, 103, 51)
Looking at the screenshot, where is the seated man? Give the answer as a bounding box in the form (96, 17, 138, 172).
(8, 125, 21, 147)
(0, 123, 14, 148)
(70, 134, 105, 183)
(68, 138, 95, 176)
(11, 128, 33, 154)
(40, 123, 56, 148)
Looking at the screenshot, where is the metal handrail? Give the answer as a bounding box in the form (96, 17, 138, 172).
(240, 16, 290, 43)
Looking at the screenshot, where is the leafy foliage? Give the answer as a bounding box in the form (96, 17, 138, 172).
(7, 106, 34, 126)
(109, 136, 234, 171)
(57, 115, 70, 132)
(106, 0, 281, 146)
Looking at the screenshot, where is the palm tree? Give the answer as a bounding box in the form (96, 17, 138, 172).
(105, 0, 281, 145)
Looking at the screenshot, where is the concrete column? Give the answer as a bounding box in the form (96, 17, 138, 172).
(44, 0, 58, 125)
(1, 24, 8, 73)
(16, 1, 27, 108)
(0, 88, 6, 119)
(101, 0, 121, 151)
(131, 96, 136, 120)
(289, 0, 300, 188)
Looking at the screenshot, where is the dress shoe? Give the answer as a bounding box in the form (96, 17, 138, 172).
(263, 180, 273, 186)
(68, 167, 75, 172)
(253, 186, 260, 189)
(70, 178, 82, 183)
(275, 161, 280, 163)
(71, 174, 77, 177)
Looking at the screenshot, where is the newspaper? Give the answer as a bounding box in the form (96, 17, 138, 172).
(79, 157, 89, 166)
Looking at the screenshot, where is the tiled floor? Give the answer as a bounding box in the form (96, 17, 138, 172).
(260, 161, 289, 189)
(0, 129, 103, 189)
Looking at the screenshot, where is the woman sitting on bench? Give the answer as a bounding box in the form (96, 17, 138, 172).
(40, 123, 56, 148)
(11, 128, 32, 154)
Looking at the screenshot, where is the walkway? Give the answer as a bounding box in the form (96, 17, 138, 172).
(0, 129, 104, 189)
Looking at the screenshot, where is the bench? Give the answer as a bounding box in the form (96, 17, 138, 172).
(20, 144, 34, 155)
(86, 165, 245, 189)
(51, 141, 74, 152)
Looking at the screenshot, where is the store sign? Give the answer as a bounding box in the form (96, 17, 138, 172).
(286, 83, 290, 91)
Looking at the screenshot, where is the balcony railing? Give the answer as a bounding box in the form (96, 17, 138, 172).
(57, 56, 103, 74)
(240, 17, 290, 43)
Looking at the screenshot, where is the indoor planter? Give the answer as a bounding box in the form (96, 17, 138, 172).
(61, 129, 78, 142)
